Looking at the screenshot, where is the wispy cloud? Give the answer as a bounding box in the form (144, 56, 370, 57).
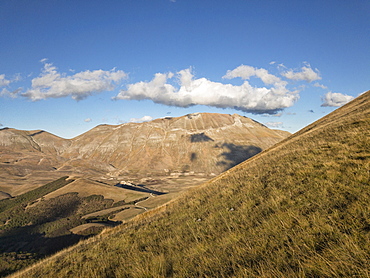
(265, 121, 283, 128)
(0, 74, 11, 87)
(22, 60, 127, 101)
(84, 118, 92, 122)
(321, 92, 354, 107)
(313, 82, 328, 89)
(115, 66, 300, 114)
(0, 88, 22, 98)
(129, 115, 153, 123)
(0, 74, 22, 98)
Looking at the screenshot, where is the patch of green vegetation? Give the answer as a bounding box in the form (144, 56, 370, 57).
(0, 176, 150, 277)
(10, 91, 370, 277)
(75, 226, 106, 237)
(0, 176, 72, 213)
(0, 252, 39, 277)
(85, 207, 129, 223)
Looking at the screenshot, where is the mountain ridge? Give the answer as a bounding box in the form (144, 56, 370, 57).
(0, 112, 290, 197)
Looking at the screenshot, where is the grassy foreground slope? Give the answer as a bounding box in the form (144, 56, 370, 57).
(12, 91, 370, 277)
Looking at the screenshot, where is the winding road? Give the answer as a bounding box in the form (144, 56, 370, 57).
(134, 193, 155, 211)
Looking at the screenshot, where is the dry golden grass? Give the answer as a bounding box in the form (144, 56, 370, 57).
(10, 91, 370, 278)
(42, 178, 148, 203)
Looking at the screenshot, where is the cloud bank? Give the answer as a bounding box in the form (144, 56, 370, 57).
(321, 92, 354, 107)
(22, 61, 127, 101)
(115, 66, 306, 114)
(1, 61, 354, 115)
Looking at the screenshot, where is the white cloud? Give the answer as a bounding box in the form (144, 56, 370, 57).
(0, 87, 22, 98)
(313, 82, 328, 89)
(0, 74, 11, 87)
(321, 92, 354, 107)
(115, 66, 299, 114)
(129, 116, 153, 123)
(223, 65, 286, 86)
(282, 66, 321, 82)
(22, 61, 127, 101)
(84, 118, 92, 122)
(265, 121, 283, 128)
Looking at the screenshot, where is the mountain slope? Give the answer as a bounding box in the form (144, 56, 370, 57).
(0, 129, 71, 196)
(0, 113, 289, 197)
(62, 113, 289, 176)
(12, 92, 370, 278)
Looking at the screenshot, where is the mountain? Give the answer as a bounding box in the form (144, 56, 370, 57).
(0, 113, 289, 197)
(10, 90, 370, 277)
(63, 113, 289, 176)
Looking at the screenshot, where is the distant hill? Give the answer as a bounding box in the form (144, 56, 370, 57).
(10, 90, 369, 277)
(0, 128, 73, 196)
(0, 113, 289, 197)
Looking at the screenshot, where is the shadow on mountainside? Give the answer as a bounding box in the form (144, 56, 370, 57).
(0, 228, 84, 255)
(216, 143, 262, 170)
(0, 231, 86, 277)
(190, 133, 214, 143)
(28, 131, 45, 137)
(114, 184, 166, 195)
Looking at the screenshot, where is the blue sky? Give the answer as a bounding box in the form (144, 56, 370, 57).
(0, 0, 369, 138)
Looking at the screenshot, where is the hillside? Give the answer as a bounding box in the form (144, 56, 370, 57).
(10, 91, 370, 278)
(0, 129, 72, 196)
(0, 113, 289, 197)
